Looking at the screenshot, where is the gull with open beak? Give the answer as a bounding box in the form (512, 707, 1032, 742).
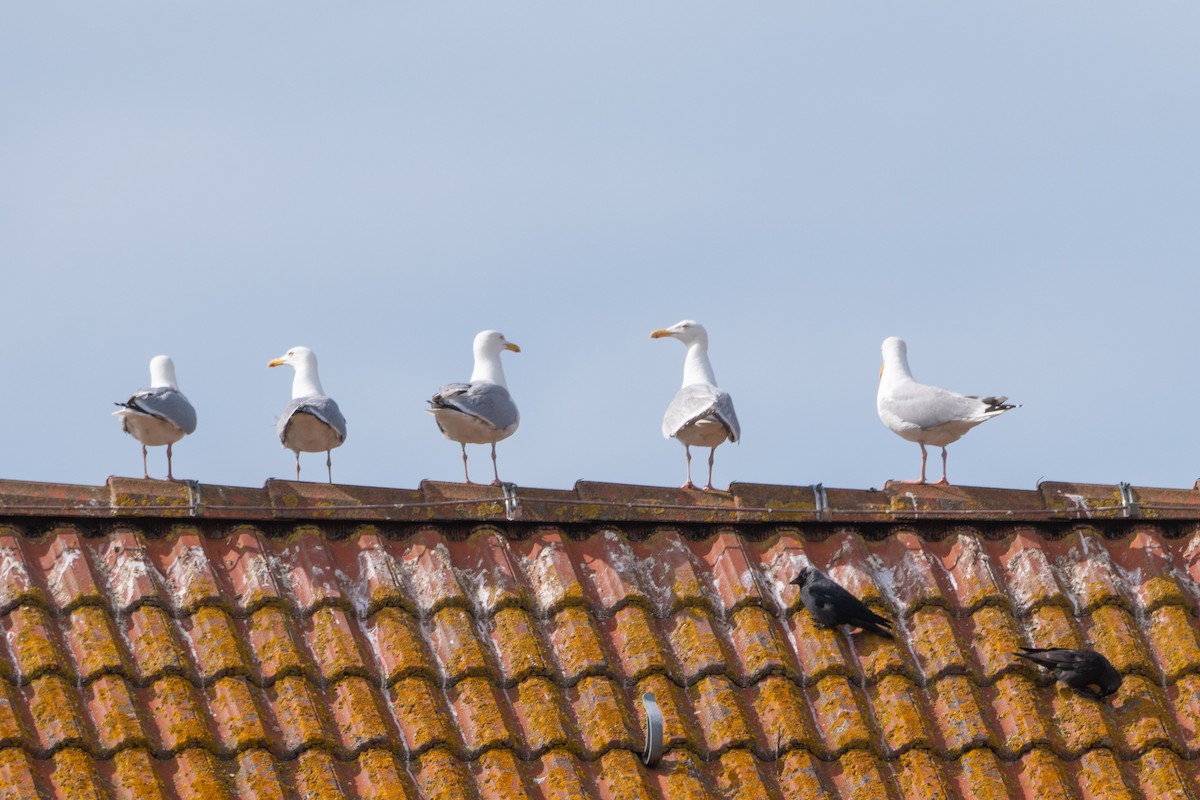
(651, 320, 740, 490)
(428, 330, 521, 485)
(268, 346, 347, 483)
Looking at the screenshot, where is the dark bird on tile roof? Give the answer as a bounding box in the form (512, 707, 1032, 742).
(113, 355, 197, 481)
(790, 566, 894, 640)
(1014, 647, 1122, 700)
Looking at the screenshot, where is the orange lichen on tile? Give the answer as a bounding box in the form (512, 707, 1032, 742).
(570, 676, 635, 757)
(331, 676, 390, 756)
(475, 748, 531, 800)
(828, 748, 896, 800)
(413, 746, 475, 800)
(1143, 604, 1200, 681)
(430, 606, 491, 684)
(352, 748, 417, 800)
(647, 751, 715, 800)
(1131, 747, 1198, 799)
(0, 680, 27, 743)
(489, 606, 551, 684)
(0, 746, 40, 800)
(907, 606, 970, 682)
(1085, 604, 1154, 676)
(777, 748, 834, 799)
(146, 674, 212, 754)
(894, 748, 953, 800)
(186, 606, 250, 682)
(785, 608, 850, 684)
(593, 748, 653, 800)
(727, 605, 792, 682)
(691, 674, 754, 755)
(64, 605, 126, 681)
(609, 605, 670, 683)
(1072, 748, 1134, 800)
(664, 606, 727, 684)
(948, 747, 1010, 799)
(750, 674, 819, 755)
(289, 748, 344, 800)
(868, 674, 933, 756)
(207, 675, 267, 755)
(450, 676, 512, 756)
(962, 605, 1024, 682)
(268, 675, 329, 755)
(928, 675, 993, 758)
(1046, 684, 1112, 756)
(507, 676, 572, 756)
(247, 605, 307, 682)
(110, 747, 169, 800)
(548, 606, 609, 683)
(170, 747, 232, 800)
(1011, 748, 1072, 799)
(636, 673, 699, 755)
(6, 604, 65, 681)
(1168, 673, 1200, 754)
(806, 675, 874, 756)
(387, 676, 456, 755)
(307, 605, 369, 683)
(84, 673, 145, 754)
(232, 748, 288, 800)
(48, 746, 105, 799)
(369, 606, 434, 683)
(1108, 675, 1176, 757)
(987, 673, 1051, 757)
(28, 673, 88, 752)
(530, 748, 589, 800)
(1021, 604, 1083, 651)
(123, 605, 186, 682)
(713, 748, 773, 799)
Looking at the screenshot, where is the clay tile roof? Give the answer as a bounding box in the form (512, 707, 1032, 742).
(0, 476, 1198, 798)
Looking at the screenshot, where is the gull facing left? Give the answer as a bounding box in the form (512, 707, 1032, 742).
(651, 320, 740, 491)
(113, 355, 197, 481)
(268, 346, 347, 483)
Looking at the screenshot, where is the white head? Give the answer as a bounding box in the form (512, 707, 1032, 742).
(148, 355, 180, 390)
(650, 320, 709, 348)
(880, 336, 912, 380)
(473, 330, 521, 358)
(268, 346, 325, 397)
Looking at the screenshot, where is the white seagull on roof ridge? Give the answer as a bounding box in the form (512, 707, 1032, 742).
(877, 336, 1019, 486)
(427, 330, 521, 486)
(651, 320, 740, 491)
(113, 355, 198, 481)
(268, 346, 347, 483)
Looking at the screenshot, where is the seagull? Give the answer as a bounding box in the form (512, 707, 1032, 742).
(1015, 647, 1122, 700)
(651, 320, 740, 491)
(877, 336, 1019, 485)
(428, 330, 520, 485)
(113, 355, 197, 481)
(268, 346, 347, 483)
(790, 566, 894, 640)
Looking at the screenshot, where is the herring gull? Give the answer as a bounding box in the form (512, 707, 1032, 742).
(651, 320, 740, 491)
(428, 330, 521, 485)
(113, 355, 197, 481)
(877, 336, 1018, 485)
(268, 346, 347, 483)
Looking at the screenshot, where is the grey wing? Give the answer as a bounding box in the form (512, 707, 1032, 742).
(435, 382, 519, 431)
(881, 382, 992, 429)
(663, 383, 739, 441)
(125, 388, 198, 434)
(279, 395, 348, 442)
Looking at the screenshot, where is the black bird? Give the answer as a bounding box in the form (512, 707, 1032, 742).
(790, 566, 894, 639)
(1014, 647, 1122, 700)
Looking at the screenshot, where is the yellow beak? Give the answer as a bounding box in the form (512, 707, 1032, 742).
(505, 342, 521, 353)
(268, 358, 285, 368)
(650, 329, 672, 339)
(879, 361, 884, 379)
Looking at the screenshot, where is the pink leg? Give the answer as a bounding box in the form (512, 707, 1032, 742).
(326, 451, 333, 484)
(935, 447, 950, 485)
(166, 444, 176, 482)
(681, 446, 696, 489)
(490, 443, 502, 487)
(892, 444, 929, 485)
(295, 452, 302, 481)
(703, 447, 717, 491)
(141, 446, 149, 480)
(461, 444, 472, 484)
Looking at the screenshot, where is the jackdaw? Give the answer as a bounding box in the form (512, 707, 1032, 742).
(790, 566, 894, 639)
(1014, 647, 1122, 700)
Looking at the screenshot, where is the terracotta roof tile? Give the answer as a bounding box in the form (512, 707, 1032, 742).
(0, 477, 1197, 796)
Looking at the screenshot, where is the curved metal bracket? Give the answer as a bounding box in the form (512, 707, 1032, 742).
(501, 482, 520, 521)
(641, 691, 663, 767)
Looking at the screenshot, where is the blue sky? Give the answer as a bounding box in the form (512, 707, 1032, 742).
(3, 5, 1198, 493)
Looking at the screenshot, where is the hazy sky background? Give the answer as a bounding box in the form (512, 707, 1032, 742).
(3, 5, 1198, 494)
